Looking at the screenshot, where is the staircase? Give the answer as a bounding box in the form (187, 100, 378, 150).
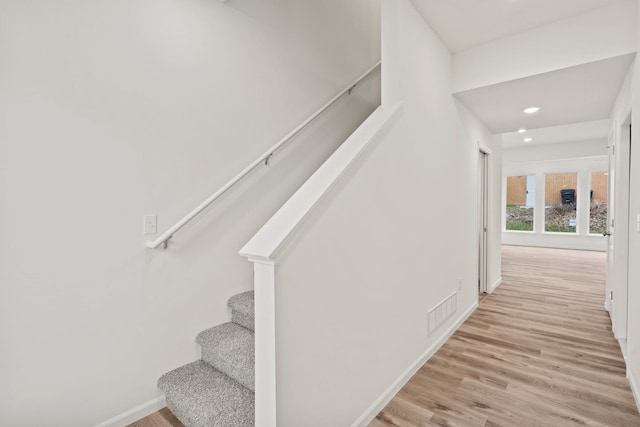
(158, 291, 255, 427)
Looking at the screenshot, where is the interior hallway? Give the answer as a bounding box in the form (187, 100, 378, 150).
(372, 245, 640, 427)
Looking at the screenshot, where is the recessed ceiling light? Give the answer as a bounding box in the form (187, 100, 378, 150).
(523, 137, 533, 142)
(524, 107, 540, 114)
(517, 128, 526, 133)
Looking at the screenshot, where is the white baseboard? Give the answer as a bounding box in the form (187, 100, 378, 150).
(488, 277, 502, 294)
(604, 299, 611, 312)
(629, 368, 640, 414)
(94, 395, 166, 427)
(351, 301, 478, 427)
(618, 338, 628, 361)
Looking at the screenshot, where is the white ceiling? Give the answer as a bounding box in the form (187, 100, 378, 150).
(454, 54, 634, 134)
(409, 0, 625, 53)
(501, 119, 610, 149)
(411, 0, 635, 147)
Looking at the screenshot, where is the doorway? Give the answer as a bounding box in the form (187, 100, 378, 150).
(478, 149, 489, 295)
(607, 113, 631, 353)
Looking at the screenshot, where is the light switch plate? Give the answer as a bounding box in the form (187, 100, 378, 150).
(144, 215, 157, 234)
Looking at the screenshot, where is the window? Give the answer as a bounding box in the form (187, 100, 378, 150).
(545, 173, 577, 233)
(506, 175, 534, 231)
(589, 171, 608, 234)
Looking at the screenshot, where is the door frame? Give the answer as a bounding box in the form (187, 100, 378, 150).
(607, 109, 632, 347)
(605, 123, 616, 314)
(478, 146, 490, 294)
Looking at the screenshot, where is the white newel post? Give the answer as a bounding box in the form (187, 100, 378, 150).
(251, 259, 277, 427)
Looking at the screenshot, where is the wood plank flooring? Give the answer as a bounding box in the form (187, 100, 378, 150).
(126, 407, 183, 427)
(371, 245, 640, 427)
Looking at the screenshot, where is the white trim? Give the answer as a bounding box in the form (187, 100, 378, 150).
(604, 299, 611, 312)
(488, 276, 502, 293)
(501, 235, 608, 252)
(350, 301, 478, 427)
(240, 104, 402, 263)
(93, 396, 166, 427)
(618, 338, 628, 361)
(610, 113, 632, 340)
(629, 368, 640, 414)
(253, 261, 277, 427)
(618, 103, 632, 129)
(478, 141, 492, 154)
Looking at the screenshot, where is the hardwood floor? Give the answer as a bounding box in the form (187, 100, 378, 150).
(371, 245, 640, 427)
(132, 245, 639, 427)
(126, 407, 184, 427)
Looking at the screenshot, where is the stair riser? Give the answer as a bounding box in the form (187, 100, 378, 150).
(231, 309, 254, 332)
(227, 291, 255, 331)
(201, 353, 255, 392)
(158, 361, 255, 427)
(165, 398, 197, 427)
(196, 322, 255, 392)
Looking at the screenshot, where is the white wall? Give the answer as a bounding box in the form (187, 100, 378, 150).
(0, 1, 380, 425)
(502, 149, 608, 251)
(624, 3, 640, 407)
(455, 100, 503, 292)
(452, 0, 638, 92)
(264, 0, 481, 424)
(504, 139, 608, 163)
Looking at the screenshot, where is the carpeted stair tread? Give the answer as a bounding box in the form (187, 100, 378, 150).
(158, 360, 254, 427)
(227, 291, 254, 331)
(196, 322, 255, 392)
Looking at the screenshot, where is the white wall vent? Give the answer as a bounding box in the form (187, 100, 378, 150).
(427, 292, 457, 336)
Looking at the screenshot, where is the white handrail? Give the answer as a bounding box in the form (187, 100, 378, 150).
(239, 104, 401, 263)
(147, 61, 381, 249)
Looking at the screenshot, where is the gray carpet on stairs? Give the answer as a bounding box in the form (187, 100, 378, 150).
(158, 291, 255, 427)
(227, 291, 255, 331)
(159, 360, 254, 427)
(197, 322, 255, 392)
